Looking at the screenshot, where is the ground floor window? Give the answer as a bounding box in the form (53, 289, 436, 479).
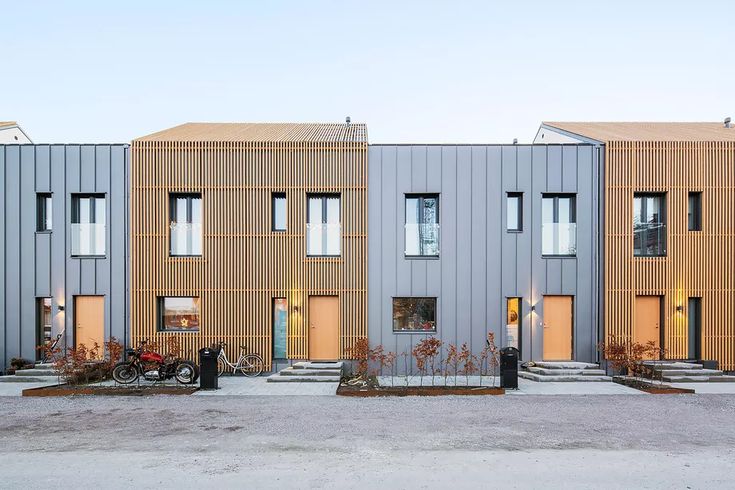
(158, 297, 200, 331)
(392, 297, 436, 332)
(273, 298, 288, 359)
(36, 298, 53, 359)
(506, 297, 521, 352)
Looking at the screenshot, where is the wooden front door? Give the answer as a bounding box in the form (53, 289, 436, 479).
(308, 296, 340, 361)
(635, 296, 661, 358)
(74, 296, 104, 354)
(543, 295, 573, 360)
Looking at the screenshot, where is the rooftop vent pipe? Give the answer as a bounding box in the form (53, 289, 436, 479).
(345, 116, 351, 126)
(725, 117, 732, 129)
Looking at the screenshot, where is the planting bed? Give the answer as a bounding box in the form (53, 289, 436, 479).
(337, 384, 504, 397)
(22, 384, 197, 397)
(612, 377, 694, 394)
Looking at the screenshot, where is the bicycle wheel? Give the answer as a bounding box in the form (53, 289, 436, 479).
(217, 357, 227, 377)
(238, 354, 264, 377)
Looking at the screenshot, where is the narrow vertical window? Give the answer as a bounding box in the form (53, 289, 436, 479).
(506, 297, 522, 352)
(273, 298, 288, 359)
(688, 192, 702, 231)
(405, 194, 439, 256)
(36, 193, 52, 232)
(507, 193, 523, 232)
(170, 193, 202, 256)
(272, 193, 287, 231)
(36, 298, 53, 360)
(306, 194, 340, 256)
(687, 297, 701, 360)
(71, 194, 106, 256)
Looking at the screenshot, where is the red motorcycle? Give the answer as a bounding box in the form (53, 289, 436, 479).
(112, 340, 198, 384)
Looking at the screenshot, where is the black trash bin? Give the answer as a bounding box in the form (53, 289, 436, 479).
(499, 347, 519, 389)
(199, 347, 219, 390)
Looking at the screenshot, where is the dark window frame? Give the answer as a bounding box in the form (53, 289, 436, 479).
(541, 193, 577, 257)
(36, 193, 52, 232)
(392, 297, 437, 333)
(506, 297, 523, 356)
(36, 297, 53, 361)
(506, 192, 523, 232)
(687, 297, 702, 360)
(688, 191, 702, 232)
(272, 192, 287, 232)
(169, 192, 202, 257)
(405, 193, 440, 258)
(272, 297, 288, 360)
(157, 296, 201, 332)
(71, 193, 105, 224)
(633, 192, 667, 257)
(306, 193, 341, 257)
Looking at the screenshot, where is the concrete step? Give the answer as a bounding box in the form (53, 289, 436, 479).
(34, 363, 55, 369)
(662, 375, 716, 383)
(0, 375, 58, 383)
(709, 375, 735, 382)
(657, 369, 723, 377)
(527, 367, 606, 376)
(14, 368, 56, 376)
(279, 367, 342, 376)
(642, 361, 703, 370)
(519, 371, 611, 382)
(267, 374, 340, 383)
(292, 361, 343, 371)
(531, 361, 600, 370)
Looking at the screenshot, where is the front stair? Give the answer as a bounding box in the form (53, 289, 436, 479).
(519, 361, 611, 382)
(642, 361, 735, 383)
(267, 361, 343, 383)
(0, 362, 58, 383)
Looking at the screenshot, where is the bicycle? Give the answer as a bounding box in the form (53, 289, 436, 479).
(215, 341, 264, 377)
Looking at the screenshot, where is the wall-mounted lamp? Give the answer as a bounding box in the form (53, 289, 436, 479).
(57, 305, 65, 312)
(676, 305, 684, 313)
(530, 305, 536, 312)
(293, 305, 300, 313)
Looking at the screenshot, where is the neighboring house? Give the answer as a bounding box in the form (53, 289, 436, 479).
(0, 121, 32, 144)
(129, 123, 368, 371)
(368, 144, 603, 368)
(536, 121, 735, 371)
(0, 144, 129, 371)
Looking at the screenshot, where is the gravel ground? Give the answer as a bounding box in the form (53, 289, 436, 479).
(1, 394, 734, 488)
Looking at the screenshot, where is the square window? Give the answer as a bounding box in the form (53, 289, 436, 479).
(392, 297, 437, 332)
(272, 193, 287, 231)
(158, 297, 200, 331)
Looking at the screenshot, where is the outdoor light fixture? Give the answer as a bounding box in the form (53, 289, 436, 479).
(57, 305, 65, 312)
(531, 305, 536, 312)
(676, 305, 684, 313)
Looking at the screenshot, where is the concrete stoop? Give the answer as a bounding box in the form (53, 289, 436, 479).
(0, 362, 58, 382)
(519, 361, 611, 382)
(267, 361, 343, 383)
(642, 361, 735, 383)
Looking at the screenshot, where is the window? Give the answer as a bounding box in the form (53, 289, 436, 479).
(307, 195, 340, 256)
(507, 193, 523, 232)
(158, 297, 200, 331)
(36, 298, 52, 360)
(71, 194, 105, 256)
(688, 192, 702, 231)
(405, 195, 439, 256)
(506, 297, 521, 352)
(37, 193, 52, 232)
(273, 298, 288, 359)
(170, 193, 202, 256)
(542, 194, 576, 256)
(687, 297, 701, 360)
(633, 193, 666, 256)
(272, 193, 287, 231)
(392, 297, 436, 332)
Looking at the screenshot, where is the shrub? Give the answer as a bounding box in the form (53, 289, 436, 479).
(10, 358, 32, 370)
(412, 337, 443, 386)
(346, 338, 370, 378)
(598, 339, 667, 379)
(54, 338, 123, 385)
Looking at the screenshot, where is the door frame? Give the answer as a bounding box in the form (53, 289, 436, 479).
(542, 295, 574, 361)
(307, 295, 340, 361)
(634, 294, 664, 358)
(73, 295, 105, 350)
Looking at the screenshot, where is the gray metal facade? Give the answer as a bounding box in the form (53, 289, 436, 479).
(368, 144, 603, 366)
(0, 144, 129, 370)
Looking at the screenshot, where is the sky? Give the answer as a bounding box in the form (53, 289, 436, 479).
(2, 0, 734, 144)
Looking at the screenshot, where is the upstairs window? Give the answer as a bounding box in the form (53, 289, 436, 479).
(688, 192, 702, 231)
(307, 195, 340, 256)
(507, 193, 523, 232)
(71, 194, 105, 256)
(405, 195, 439, 257)
(37, 193, 52, 232)
(272, 193, 287, 231)
(542, 194, 576, 256)
(634, 193, 666, 256)
(170, 193, 202, 256)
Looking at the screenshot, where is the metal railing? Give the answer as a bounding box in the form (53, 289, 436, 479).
(542, 222, 577, 256)
(633, 222, 667, 256)
(71, 223, 106, 256)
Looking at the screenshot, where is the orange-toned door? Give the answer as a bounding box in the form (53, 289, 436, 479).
(74, 296, 104, 355)
(635, 296, 661, 358)
(543, 296, 573, 360)
(308, 296, 340, 361)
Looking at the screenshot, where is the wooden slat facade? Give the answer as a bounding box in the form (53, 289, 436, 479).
(130, 129, 367, 370)
(605, 141, 735, 370)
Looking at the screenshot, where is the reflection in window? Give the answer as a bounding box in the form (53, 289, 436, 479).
(633, 193, 666, 256)
(507, 193, 522, 232)
(159, 297, 200, 331)
(392, 297, 436, 332)
(37, 194, 52, 232)
(405, 195, 439, 256)
(170, 194, 202, 256)
(273, 298, 288, 359)
(71, 194, 106, 256)
(36, 298, 53, 359)
(688, 192, 702, 231)
(506, 297, 521, 351)
(307, 195, 340, 256)
(542, 194, 576, 256)
(272, 193, 287, 231)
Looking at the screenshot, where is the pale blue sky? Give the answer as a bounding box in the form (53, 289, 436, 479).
(2, 1, 733, 143)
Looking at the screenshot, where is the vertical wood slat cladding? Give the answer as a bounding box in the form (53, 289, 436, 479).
(605, 141, 735, 370)
(130, 137, 367, 370)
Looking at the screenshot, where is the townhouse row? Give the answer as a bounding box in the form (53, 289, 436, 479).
(1, 120, 734, 372)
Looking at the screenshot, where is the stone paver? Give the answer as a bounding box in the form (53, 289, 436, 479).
(0, 380, 59, 397)
(670, 382, 735, 394)
(194, 375, 338, 395)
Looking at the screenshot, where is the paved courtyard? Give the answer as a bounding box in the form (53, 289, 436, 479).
(1, 392, 735, 488)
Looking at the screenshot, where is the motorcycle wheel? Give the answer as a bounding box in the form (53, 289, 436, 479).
(112, 362, 139, 384)
(175, 361, 197, 384)
(239, 354, 264, 377)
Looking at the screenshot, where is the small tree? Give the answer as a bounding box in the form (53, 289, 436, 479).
(444, 344, 460, 386)
(599, 339, 667, 381)
(458, 343, 477, 386)
(345, 337, 370, 379)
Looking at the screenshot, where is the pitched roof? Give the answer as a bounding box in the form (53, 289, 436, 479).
(136, 122, 368, 143)
(542, 122, 735, 142)
(0, 121, 18, 129)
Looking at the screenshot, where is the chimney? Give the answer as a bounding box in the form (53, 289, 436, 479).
(345, 116, 351, 126)
(725, 117, 732, 129)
